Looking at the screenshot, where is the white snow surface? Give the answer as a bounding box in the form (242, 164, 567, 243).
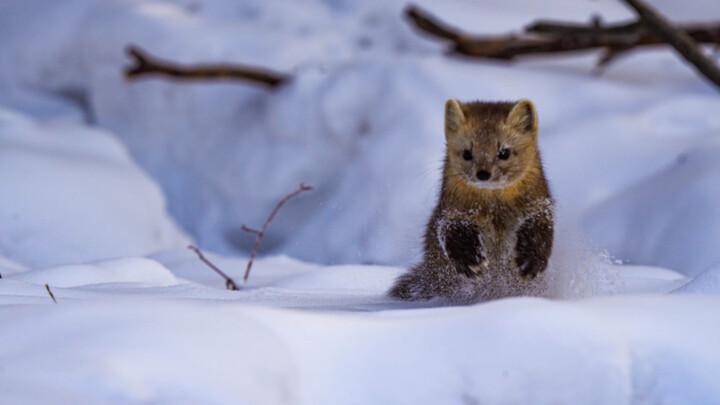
(0, 253, 716, 404)
(1, 0, 720, 403)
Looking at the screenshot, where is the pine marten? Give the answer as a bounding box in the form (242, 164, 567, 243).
(389, 99, 554, 303)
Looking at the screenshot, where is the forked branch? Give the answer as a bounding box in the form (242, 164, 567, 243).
(241, 183, 312, 283)
(187, 183, 312, 288)
(124, 45, 290, 88)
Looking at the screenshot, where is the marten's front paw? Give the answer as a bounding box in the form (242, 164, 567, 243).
(516, 255, 543, 279)
(444, 222, 484, 279)
(462, 259, 488, 279)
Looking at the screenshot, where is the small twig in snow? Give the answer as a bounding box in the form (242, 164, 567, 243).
(44, 284, 57, 304)
(188, 245, 239, 291)
(241, 182, 313, 283)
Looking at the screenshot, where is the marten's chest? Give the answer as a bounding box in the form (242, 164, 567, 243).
(439, 201, 526, 264)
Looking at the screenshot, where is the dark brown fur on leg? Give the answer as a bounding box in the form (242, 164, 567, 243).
(515, 212, 553, 278)
(388, 271, 416, 299)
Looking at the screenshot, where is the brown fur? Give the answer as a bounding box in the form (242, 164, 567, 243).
(389, 99, 554, 303)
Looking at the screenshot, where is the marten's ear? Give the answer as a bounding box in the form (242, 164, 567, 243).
(444, 98, 465, 137)
(507, 99, 538, 133)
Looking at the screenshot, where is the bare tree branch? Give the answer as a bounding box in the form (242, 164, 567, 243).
(620, 0, 720, 90)
(404, 4, 720, 65)
(188, 245, 239, 291)
(404, 5, 464, 42)
(124, 45, 290, 88)
(44, 284, 57, 304)
(241, 182, 313, 283)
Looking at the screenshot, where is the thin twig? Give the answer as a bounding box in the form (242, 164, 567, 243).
(241, 183, 313, 283)
(44, 284, 57, 304)
(188, 245, 239, 291)
(124, 45, 290, 88)
(621, 0, 720, 90)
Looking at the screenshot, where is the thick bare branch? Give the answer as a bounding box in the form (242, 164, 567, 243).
(404, 4, 720, 62)
(124, 45, 290, 88)
(241, 183, 312, 283)
(188, 245, 239, 291)
(621, 0, 720, 90)
(526, 17, 642, 37)
(404, 5, 464, 42)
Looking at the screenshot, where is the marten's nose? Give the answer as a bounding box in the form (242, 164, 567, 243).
(476, 170, 491, 181)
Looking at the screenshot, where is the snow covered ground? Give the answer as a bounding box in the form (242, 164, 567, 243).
(1, 0, 720, 403)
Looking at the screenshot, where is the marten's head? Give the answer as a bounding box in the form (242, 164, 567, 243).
(443, 99, 539, 190)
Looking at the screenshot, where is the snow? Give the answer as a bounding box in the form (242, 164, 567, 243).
(584, 144, 720, 276)
(1, 259, 718, 404)
(6, 0, 719, 265)
(0, 108, 191, 268)
(1, 0, 720, 402)
(673, 263, 720, 294)
(10, 257, 179, 288)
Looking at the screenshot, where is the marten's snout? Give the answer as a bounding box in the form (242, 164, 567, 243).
(476, 170, 491, 181)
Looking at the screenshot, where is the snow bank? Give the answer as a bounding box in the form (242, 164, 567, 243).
(673, 262, 720, 294)
(9, 257, 178, 288)
(0, 108, 190, 268)
(0, 254, 27, 276)
(0, 301, 296, 405)
(3, 0, 719, 269)
(583, 144, 720, 276)
(0, 245, 704, 404)
(0, 292, 717, 404)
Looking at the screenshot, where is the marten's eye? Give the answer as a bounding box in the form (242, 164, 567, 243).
(463, 149, 473, 161)
(498, 148, 510, 160)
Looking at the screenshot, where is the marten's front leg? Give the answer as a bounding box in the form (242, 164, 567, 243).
(444, 221, 485, 278)
(515, 213, 554, 278)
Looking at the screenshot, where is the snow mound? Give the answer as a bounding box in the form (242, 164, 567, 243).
(0, 108, 191, 268)
(616, 265, 688, 294)
(272, 264, 401, 291)
(583, 145, 720, 276)
(1, 293, 719, 404)
(543, 95, 720, 217)
(0, 301, 295, 404)
(9, 257, 179, 288)
(673, 262, 720, 294)
(0, 254, 27, 276)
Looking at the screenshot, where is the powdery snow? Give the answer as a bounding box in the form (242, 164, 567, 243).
(0, 252, 715, 404)
(1, 0, 720, 403)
